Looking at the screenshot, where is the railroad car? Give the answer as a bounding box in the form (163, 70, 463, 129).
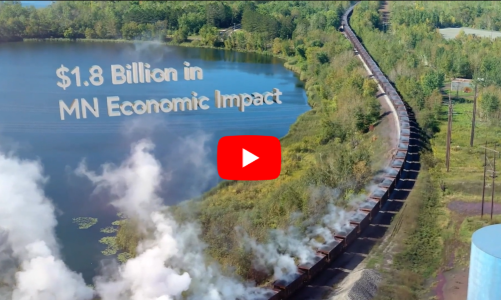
(317, 239, 344, 262)
(265, 4, 415, 299)
(335, 224, 358, 246)
(369, 187, 388, 202)
(349, 210, 371, 233)
(394, 100, 405, 107)
(262, 288, 284, 300)
(401, 128, 411, 137)
(395, 151, 407, 160)
(396, 105, 407, 113)
(298, 253, 328, 281)
(359, 199, 381, 220)
(385, 167, 400, 180)
(397, 110, 408, 118)
(398, 142, 409, 151)
(391, 159, 404, 169)
(379, 177, 394, 189)
(273, 272, 307, 298)
(379, 177, 396, 195)
(401, 121, 410, 129)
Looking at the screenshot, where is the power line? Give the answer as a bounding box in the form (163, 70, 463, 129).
(480, 143, 499, 220)
(471, 76, 484, 147)
(446, 80, 453, 172)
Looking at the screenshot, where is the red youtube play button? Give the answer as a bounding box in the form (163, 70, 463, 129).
(217, 135, 281, 180)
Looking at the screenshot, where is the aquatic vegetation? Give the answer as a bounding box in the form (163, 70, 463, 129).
(117, 252, 133, 263)
(72, 217, 98, 229)
(100, 226, 118, 234)
(112, 219, 126, 226)
(99, 236, 119, 255)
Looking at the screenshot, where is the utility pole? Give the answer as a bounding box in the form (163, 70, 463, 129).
(446, 80, 453, 172)
(482, 142, 487, 218)
(471, 76, 484, 147)
(480, 143, 499, 219)
(470, 81, 478, 147)
(491, 144, 497, 220)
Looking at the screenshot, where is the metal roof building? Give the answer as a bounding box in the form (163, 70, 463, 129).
(467, 224, 501, 300)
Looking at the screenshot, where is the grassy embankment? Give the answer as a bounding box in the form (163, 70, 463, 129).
(367, 81, 501, 299)
(348, 2, 450, 299)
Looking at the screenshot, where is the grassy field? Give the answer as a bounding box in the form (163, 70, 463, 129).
(427, 82, 501, 285)
(432, 82, 501, 203)
(367, 81, 501, 299)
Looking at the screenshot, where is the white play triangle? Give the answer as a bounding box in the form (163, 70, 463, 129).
(242, 148, 259, 168)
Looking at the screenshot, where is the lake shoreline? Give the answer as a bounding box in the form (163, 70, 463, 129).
(18, 37, 307, 141)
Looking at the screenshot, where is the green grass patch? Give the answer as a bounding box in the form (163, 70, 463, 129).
(432, 96, 501, 202)
(458, 215, 501, 244)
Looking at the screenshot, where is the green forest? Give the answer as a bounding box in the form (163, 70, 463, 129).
(351, 1, 501, 299)
(3, 0, 501, 299)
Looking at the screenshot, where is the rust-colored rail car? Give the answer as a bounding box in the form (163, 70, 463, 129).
(334, 224, 358, 246)
(298, 254, 328, 281)
(263, 288, 285, 300)
(359, 199, 381, 220)
(349, 211, 371, 233)
(266, 3, 414, 299)
(317, 239, 344, 262)
(273, 272, 307, 298)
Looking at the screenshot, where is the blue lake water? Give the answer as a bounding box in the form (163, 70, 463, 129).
(0, 41, 309, 283)
(21, 1, 53, 8)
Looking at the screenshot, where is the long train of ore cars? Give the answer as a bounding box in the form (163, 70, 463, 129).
(259, 3, 412, 300)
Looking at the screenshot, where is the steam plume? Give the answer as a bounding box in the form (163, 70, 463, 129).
(238, 186, 368, 282)
(76, 139, 268, 300)
(0, 149, 94, 300)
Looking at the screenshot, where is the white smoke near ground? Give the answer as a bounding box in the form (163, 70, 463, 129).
(0, 149, 94, 300)
(76, 139, 268, 300)
(238, 185, 374, 283)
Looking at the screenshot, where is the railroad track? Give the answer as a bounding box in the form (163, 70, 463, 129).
(257, 2, 422, 299)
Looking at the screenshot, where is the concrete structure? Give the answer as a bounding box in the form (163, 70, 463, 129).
(467, 224, 501, 300)
(451, 78, 472, 92)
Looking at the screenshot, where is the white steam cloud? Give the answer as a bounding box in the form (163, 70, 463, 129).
(0, 131, 379, 299)
(238, 186, 369, 282)
(76, 139, 268, 300)
(0, 150, 94, 300)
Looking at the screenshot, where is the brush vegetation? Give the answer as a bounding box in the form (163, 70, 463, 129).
(350, 1, 501, 298)
(0, 0, 397, 283)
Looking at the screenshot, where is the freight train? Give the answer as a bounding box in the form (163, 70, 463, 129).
(260, 2, 413, 300)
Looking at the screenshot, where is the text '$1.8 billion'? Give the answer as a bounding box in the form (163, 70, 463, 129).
(56, 62, 195, 90)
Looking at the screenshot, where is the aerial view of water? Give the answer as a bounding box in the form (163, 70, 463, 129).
(0, 41, 309, 283)
(21, 1, 53, 8)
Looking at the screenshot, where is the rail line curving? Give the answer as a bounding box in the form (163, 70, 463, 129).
(257, 2, 419, 299)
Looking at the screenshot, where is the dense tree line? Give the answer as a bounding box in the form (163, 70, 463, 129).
(6, 0, 391, 284)
(0, 1, 344, 47)
(0, 0, 414, 288)
(351, 1, 501, 136)
(350, 1, 501, 299)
